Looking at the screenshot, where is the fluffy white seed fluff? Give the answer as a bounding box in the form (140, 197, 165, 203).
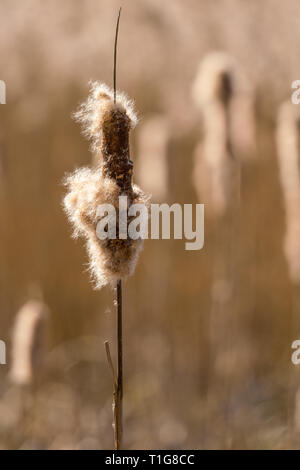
(73, 82, 138, 155)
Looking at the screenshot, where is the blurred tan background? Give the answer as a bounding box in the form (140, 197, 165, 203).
(0, 0, 300, 449)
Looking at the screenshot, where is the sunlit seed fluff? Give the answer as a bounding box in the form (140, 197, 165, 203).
(276, 101, 300, 284)
(73, 82, 137, 156)
(10, 300, 49, 386)
(64, 82, 149, 289)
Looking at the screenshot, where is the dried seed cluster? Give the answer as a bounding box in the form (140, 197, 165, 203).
(63, 82, 149, 288)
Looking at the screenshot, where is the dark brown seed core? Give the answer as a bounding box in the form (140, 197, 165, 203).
(101, 108, 134, 194)
(218, 71, 233, 105)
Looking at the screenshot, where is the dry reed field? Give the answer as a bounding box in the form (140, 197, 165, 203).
(1, 0, 300, 450)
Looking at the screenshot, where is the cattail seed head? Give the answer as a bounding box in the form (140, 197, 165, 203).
(277, 101, 300, 284)
(10, 300, 49, 386)
(192, 52, 235, 108)
(192, 53, 238, 218)
(64, 82, 149, 289)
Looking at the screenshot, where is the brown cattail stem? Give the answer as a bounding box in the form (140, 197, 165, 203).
(116, 279, 123, 449)
(104, 341, 118, 448)
(104, 280, 123, 450)
(114, 8, 121, 104)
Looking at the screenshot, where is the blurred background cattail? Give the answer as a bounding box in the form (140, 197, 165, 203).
(277, 101, 300, 286)
(136, 114, 170, 202)
(276, 101, 300, 435)
(191, 52, 240, 446)
(10, 298, 49, 387)
(192, 52, 242, 217)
